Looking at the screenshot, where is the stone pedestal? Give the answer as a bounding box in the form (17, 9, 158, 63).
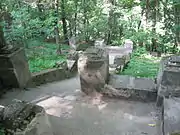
(156, 56, 180, 106)
(78, 47, 109, 94)
(0, 47, 31, 88)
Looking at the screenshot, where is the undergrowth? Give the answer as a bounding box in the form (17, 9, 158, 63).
(0, 126, 4, 135)
(120, 47, 161, 78)
(26, 39, 69, 73)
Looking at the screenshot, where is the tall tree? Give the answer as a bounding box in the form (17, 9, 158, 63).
(174, 0, 180, 46)
(54, 0, 61, 54)
(61, 0, 68, 44)
(0, 24, 6, 50)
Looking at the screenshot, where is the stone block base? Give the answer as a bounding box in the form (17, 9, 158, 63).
(0, 48, 31, 88)
(105, 75, 157, 102)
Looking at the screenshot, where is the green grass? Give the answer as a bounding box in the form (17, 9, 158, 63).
(0, 126, 4, 135)
(120, 47, 161, 78)
(26, 39, 69, 73)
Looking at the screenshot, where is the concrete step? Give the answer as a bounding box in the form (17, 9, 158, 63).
(106, 75, 157, 102)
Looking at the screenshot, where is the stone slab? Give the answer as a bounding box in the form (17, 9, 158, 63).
(67, 60, 77, 73)
(157, 56, 180, 99)
(0, 48, 31, 88)
(107, 75, 157, 102)
(164, 97, 180, 135)
(94, 39, 105, 48)
(105, 42, 133, 73)
(31, 68, 68, 86)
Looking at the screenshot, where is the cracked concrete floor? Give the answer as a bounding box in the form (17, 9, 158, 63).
(0, 76, 161, 135)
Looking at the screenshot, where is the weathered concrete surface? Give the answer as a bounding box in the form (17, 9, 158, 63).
(94, 39, 105, 48)
(0, 101, 54, 135)
(67, 60, 77, 73)
(78, 47, 109, 94)
(93, 39, 133, 73)
(0, 76, 161, 135)
(158, 56, 180, 97)
(0, 48, 31, 88)
(31, 68, 68, 86)
(15, 110, 54, 135)
(106, 41, 133, 73)
(66, 50, 79, 73)
(67, 50, 79, 61)
(107, 75, 157, 102)
(156, 56, 180, 107)
(164, 97, 180, 135)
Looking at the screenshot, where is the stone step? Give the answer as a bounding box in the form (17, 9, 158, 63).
(105, 75, 157, 102)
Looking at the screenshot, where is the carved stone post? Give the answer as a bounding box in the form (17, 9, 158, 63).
(78, 47, 109, 95)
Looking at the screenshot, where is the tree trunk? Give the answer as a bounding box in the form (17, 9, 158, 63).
(174, 2, 180, 46)
(83, 0, 88, 41)
(107, 0, 115, 45)
(151, 0, 159, 53)
(61, 0, 69, 44)
(145, 0, 150, 29)
(0, 24, 6, 50)
(138, 7, 145, 30)
(74, 1, 78, 37)
(54, 0, 61, 54)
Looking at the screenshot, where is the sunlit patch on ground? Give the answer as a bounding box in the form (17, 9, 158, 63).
(36, 96, 75, 118)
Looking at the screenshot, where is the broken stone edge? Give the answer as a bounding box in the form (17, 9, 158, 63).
(0, 103, 54, 135)
(102, 84, 157, 102)
(15, 109, 54, 135)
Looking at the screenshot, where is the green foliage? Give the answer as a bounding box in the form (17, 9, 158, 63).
(121, 47, 161, 78)
(0, 127, 5, 135)
(1, 0, 179, 73)
(26, 40, 67, 73)
(3, 4, 59, 47)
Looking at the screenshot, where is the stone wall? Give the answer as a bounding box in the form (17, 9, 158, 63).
(31, 68, 68, 86)
(105, 40, 133, 73)
(156, 56, 180, 106)
(163, 97, 180, 135)
(105, 75, 157, 102)
(156, 55, 180, 135)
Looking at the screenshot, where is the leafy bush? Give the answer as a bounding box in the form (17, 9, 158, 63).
(26, 40, 68, 73)
(4, 6, 58, 48)
(0, 126, 4, 135)
(121, 47, 161, 78)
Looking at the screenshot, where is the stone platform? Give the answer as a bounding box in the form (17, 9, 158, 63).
(0, 76, 161, 135)
(105, 75, 157, 102)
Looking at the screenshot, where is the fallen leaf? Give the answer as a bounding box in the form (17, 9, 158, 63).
(148, 124, 156, 127)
